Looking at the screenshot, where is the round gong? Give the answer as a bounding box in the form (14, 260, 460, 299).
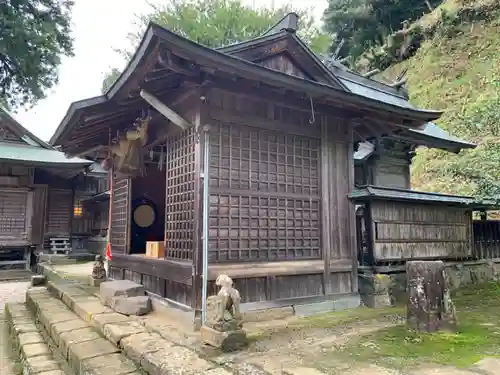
(133, 203, 155, 228)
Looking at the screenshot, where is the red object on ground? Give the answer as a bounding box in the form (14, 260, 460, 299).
(106, 242, 112, 261)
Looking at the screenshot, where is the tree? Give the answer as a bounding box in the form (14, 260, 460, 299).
(101, 0, 330, 94)
(0, 0, 74, 108)
(323, 0, 443, 62)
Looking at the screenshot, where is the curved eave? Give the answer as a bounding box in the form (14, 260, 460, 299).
(50, 22, 443, 146)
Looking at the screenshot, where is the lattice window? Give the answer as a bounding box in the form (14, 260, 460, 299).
(110, 176, 130, 255)
(208, 124, 321, 262)
(165, 128, 196, 260)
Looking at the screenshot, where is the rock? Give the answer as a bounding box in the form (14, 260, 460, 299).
(31, 275, 46, 287)
(200, 325, 248, 352)
(111, 295, 152, 316)
(99, 280, 145, 306)
(406, 260, 457, 332)
(359, 273, 392, 308)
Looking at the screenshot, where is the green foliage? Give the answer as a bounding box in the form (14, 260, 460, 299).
(379, 5, 500, 198)
(0, 0, 74, 108)
(323, 283, 500, 369)
(101, 68, 121, 96)
(101, 0, 330, 94)
(323, 0, 442, 63)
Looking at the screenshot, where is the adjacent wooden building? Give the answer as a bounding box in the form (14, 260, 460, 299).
(351, 122, 492, 270)
(50, 14, 444, 314)
(0, 109, 105, 269)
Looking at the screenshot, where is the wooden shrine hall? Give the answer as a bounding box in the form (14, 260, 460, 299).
(50, 13, 444, 316)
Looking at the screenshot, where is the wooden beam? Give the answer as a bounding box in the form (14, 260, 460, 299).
(158, 47, 200, 77)
(140, 89, 191, 131)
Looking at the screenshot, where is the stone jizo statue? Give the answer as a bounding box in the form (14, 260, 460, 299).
(91, 255, 107, 281)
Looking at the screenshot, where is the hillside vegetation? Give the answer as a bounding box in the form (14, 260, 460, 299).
(378, 0, 500, 197)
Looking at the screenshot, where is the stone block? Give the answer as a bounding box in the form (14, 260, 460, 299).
(361, 293, 391, 308)
(24, 355, 61, 374)
(80, 353, 138, 375)
(103, 321, 146, 346)
(243, 306, 294, 323)
(89, 276, 105, 287)
(230, 362, 272, 375)
(294, 301, 333, 317)
(74, 301, 113, 323)
(11, 323, 38, 335)
(68, 338, 120, 375)
(111, 295, 152, 316)
(333, 294, 361, 310)
(59, 328, 102, 359)
(31, 275, 46, 287)
(18, 332, 44, 347)
(40, 311, 75, 332)
(51, 319, 89, 347)
(206, 369, 234, 375)
(21, 343, 51, 359)
(471, 357, 500, 375)
(99, 280, 145, 306)
(200, 325, 248, 352)
(90, 312, 131, 330)
(120, 332, 171, 363)
(141, 345, 214, 375)
(282, 367, 328, 375)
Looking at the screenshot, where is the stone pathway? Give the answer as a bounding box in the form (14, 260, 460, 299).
(0, 280, 30, 375)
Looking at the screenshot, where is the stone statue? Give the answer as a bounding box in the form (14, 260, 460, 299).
(91, 255, 107, 286)
(208, 274, 242, 331)
(201, 274, 247, 352)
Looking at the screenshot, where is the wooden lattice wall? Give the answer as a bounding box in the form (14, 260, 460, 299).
(165, 128, 196, 260)
(110, 175, 131, 255)
(208, 123, 321, 263)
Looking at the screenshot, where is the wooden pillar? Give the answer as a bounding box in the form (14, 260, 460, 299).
(192, 91, 210, 329)
(347, 128, 358, 293)
(320, 120, 332, 294)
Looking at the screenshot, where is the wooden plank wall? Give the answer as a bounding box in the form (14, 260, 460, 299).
(45, 189, 72, 236)
(370, 201, 473, 261)
(204, 89, 355, 303)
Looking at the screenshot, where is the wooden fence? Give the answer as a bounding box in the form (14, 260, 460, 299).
(473, 220, 500, 260)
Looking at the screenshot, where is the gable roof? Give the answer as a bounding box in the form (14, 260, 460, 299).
(0, 109, 92, 168)
(50, 16, 443, 148)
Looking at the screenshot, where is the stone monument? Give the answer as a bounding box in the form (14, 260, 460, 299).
(200, 274, 248, 352)
(406, 260, 457, 332)
(90, 255, 107, 286)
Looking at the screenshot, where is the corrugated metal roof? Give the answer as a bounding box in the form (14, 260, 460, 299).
(0, 142, 92, 167)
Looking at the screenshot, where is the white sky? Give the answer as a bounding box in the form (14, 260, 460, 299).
(13, 0, 327, 142)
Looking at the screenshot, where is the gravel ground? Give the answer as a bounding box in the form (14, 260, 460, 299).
(0, 280, 30, 375)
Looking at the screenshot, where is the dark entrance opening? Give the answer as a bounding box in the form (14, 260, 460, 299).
(129, 164, 166, 255)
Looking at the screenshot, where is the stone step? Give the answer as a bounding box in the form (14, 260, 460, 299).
(469, 358, 500, 375)
(4, 302, 66, 375)
(26, 286, 142, 375)
(29, 281, 238, 375)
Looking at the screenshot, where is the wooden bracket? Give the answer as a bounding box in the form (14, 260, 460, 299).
(139, 90, 191, 131)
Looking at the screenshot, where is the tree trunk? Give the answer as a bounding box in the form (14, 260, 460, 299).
(406, 261, 457, 332)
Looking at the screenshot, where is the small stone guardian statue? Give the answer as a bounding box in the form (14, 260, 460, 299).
(90, 255, 107, 286)
(201, 274, 248, 352)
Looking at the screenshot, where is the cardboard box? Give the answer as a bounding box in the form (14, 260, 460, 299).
(146, 241, 165, 258)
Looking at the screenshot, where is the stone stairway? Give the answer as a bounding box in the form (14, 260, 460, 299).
(4, 279, 273, 375)
(5, 278, 500, 375)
